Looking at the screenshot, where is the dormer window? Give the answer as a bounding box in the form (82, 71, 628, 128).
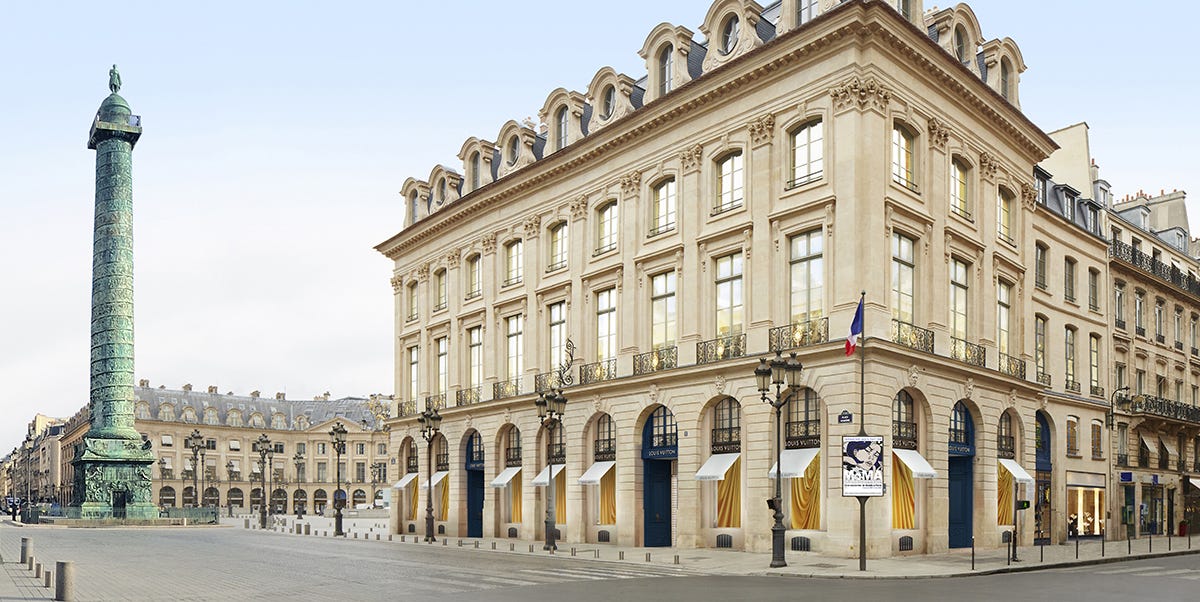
(953, 26, 968, 63)
(721, 15, 739, 55)
(555, 107, 569, 151)
(658, 45, 673, 96)
(601, 85, 616, 120)
(507, 136, 520, 166)
(437, 179, 447, 204)
(1000, 58, 1012, 100)
(408, 192, 419, 224)
(469, 153, 481, 190)
(1063, 194, 1075, 221)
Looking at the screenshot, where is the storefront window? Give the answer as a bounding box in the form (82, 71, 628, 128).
(1067, 486, 1105, 537)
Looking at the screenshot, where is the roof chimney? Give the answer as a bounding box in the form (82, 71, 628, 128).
(275, 392, 285, 400)
(182, 383, 193, 392)
(250, 390, 260, 398)
(138, 379, 149, 387)
(207, 385, 218, 394)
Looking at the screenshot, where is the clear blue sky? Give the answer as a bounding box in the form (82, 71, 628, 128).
(2, 1, 1197, 452)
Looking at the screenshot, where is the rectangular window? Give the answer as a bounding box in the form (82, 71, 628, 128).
(596, 202, 618, 253)
(996, 282, 1011, 356)
(548, 302, 567, 369)
(651, 179, 677, 235)
(1117, 424, 1128, 459)
(1087, 269, 1099, 310)
(548, 223, 568, 271)
(1176, 380, 1184, 402)
(406, 284, 418, 320)
(651, 272, 677, 349)
(798, 0, 819, 23)
(789, 230, 824, 324)
(1135, 292, 1145, 331)
(948, 259, 969, 339)
(596, 288, 617, 361)
(950, 159, 969, 218)
(355, 442, 365, 455)
(1089, 335, 1100, 389)
(1136, 369, 1145, 395)
(408, 346, 419, 402)
(1091, 423, 1103, 459)
(716, 153, 744, 212)
(891, 125, 915, 190)
(1063, 259, 1076, 302)
(317, 442, 327, 455)
(1035, 316, 1046, 376)
(1115, 363, 1126, 390)
(434, 270, 447, 310)
(997, 189, 1012, 241)
(1035, 245, 1047, 289)
(1174, 310, 1183, 344)
(466, 255, 482, 298)
(435, 337, 448, 395)
(714, 253, 744, 336)
(1192, 316, 1198, 350)
(891, 233, 915, 323)
(296, 442, 306, 455)
(355, 462, 366, 483)
(1114, 284, 1125, 324)
(506, 315, 524, 380)
(1064, 328, 1076, 385)
(468, 326, 483, 388)
(317, 462, 328, 483)
(505, 241, 523, 285)
(789, 121, 823, 187)
(1155, 302, 1164, 339)
(1066, 419, 1079, 456)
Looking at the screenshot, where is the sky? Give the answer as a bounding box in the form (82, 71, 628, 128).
(2, 1, 1198, 453)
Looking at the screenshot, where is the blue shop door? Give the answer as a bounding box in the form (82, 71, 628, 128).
(466, 470, 484, 538)
(948, 456, 973, 548)
(643, 460, 672, 547)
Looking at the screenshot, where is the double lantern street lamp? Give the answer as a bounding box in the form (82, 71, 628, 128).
(755, 351, 803, 569)
(293, 451, 305, 517)
(417, 405, 443, 542)
(536, 388, 568, 551)
(256, 433, 273, 529)
(330, 421, 348, 537)
(186, 429, 205, 509)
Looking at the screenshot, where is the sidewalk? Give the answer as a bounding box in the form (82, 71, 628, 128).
(243, 514, 1200, 579)
(1, 522, 53, 601)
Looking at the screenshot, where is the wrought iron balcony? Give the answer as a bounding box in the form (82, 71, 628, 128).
(546, 259, 567, 272)
(1090, 385, 1105, 398)
(697, 333, 746, 364)
(1175, 341, 1184, 351)
(650, 432, 678, 450)
(1136, 326, 1146, 337)
(456, 387, 482, 406)
(502, 276, 522, 287)
(1037, 372, 1051, 387)
(406, 458, 419, 474)
(1035, 275, 1047, 290)
(786, 170, 823, 190)
(181, 469, 195, 480)
(593, 242, 617, 256)
(469, 446, 484, 464)
(1193, 347, 1199, 357)
(432, 301, 447, 312)
(424, 393, 446, 410)
(711, 427, 741, 454)
(710, 199, 743, 216)
(647, 222, 675, 237)
(950, 337, 985, 368)
(998, 353, 1026, 379)
(1115, 318, 1126, 330)
(436, 453, 449, 472)
(547, 443, 566, 466)
(786, 419, 821, 449)
(534, 371, 561, 393)
(1065, 380, 1081, 393)
(1110, 239, 1200, 300)
(769, 318, 829, 351)
(227, 470, 241, 481)
(1125, 394, 1200, 425)
(634, 347, 677, 375)
(951, 205, 972, 221)
(893, 421, 917, 450)
(1157, 334, 1166, 344)
(397, 399, 417, 417)
(891, 320, 934, 354)
(1116, 453, 1128, 467)
(997, 435, 1015, 459)
(580, 359, 616, 385)
(464, 288, 481, 301)
(594, 438, 616, 462)
(493, 377, 521, 400)
(505, 446, 522, 468)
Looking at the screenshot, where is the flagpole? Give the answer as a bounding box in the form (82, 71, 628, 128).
(857, 290, 867, 572)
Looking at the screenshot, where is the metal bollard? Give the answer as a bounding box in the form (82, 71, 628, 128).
(646, 552, 652, 562)
(475, 541, 479, 548)
(594, 550, 600, 559)
(20, 537, 30, 564)
(1128, 526, 1132, 555)
(529, 544, 534, 552)
(971, 537, 975, 571)
(36, 562, 42, 578)
(55, 560, 74, 602)
(1168, 530, 1172, 551)
(28, 555, 35, 571)
(491, 542, 496, 550)
(619, 551, 625, 560)
(571, 547, 576, 557)
(674, 554, 680, 565)
(509, 543, 515, 551)
(1102, 529, 1105, 557)
(44, 569, 52, 589)
(1149, 530, 1153, 553)
(244, 518, 250, 529)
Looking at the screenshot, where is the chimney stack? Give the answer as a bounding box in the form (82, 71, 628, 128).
(207, 385, 218, 394)
(183, 384, 193, 392)
(275, 392, 285, 400)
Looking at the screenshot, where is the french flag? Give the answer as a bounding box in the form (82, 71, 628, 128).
(845, 296, 864, 356)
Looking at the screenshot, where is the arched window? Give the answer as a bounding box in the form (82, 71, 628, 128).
(893, 391, 916, 448)
(600, 85, 616, 120)
(467, 431, 484, 465)
(789, 120, 823, 188)
(547, 420, 565, 464)
(594, 414, 615, 460)
(1000, 58, 1012, 100)
(271, 413, 287, 430)
(437, 178, 447, 204)
(787, 388, 821, 448)
(408, 191, 419, 224)
(658, 44, 673, 96)
(136, 403, 151, 420)
(646, 406, 678, 452)
(203, 407, 219, 425)
(181, 406, 197, 423)
(436, 437, 449, 470)
(470, 152, 481, 190)
(721, 14, 740, 55)
(249, 413, 265, 428)
(555, 106, 569, 150)
(953, 26, 968, 63)
(505, 427, 522, 467)
(949, 402, 973, 451)
(715, 151, 744, 213)
(406, 439, 419, 473)
(227, 410, 242, 427)
(712, 397, 741, 453)
(507, 135, 520, 166)
(595, 201, 618, 254)
(949, 157, 970, 218)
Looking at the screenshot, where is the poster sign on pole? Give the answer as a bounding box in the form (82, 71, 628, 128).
(842, 436, 884, 497)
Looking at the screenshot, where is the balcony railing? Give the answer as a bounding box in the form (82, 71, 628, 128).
(1157, 334, 1166, 344)
(436, 453, 449, 472)
(1065, 380, 1081, 393)
(502, 276, 522, 287)
(634, 347, 677, 375)
(1090, 385, 1105, 398)
(227, 471, 241, 481)
(1092, 448, 1104, 461)
(1110, 239, 1200, 300)
(951, 205, 972, 221)
(593, 242, 617, 256)
(535, 371, 562, 393)
(997, 435, 1015, 459)
(594, 438, 616, 462)
(397, 399, 417, 417)
(505, 447, 522, 468)
(547, 443, 566, 466)
(891, 320, 934, 354)
(998, 353, 1026, 379)
(425, 393, 446, 410)
(950, 337, 986, 368)
(1115, 318, 1127, 330)
(786, 419, 821, 449)
(1116, 453, 1128, 467)
(1136, 326, 1146, 337)
(893, 421, 917, 450)
(406, 459, 419, 474)
(647, 222, 675, 237)
(546, 259, 567, 272)
(161, 469, 174, 480)
(785, 170, 823, 190)
(768, 318, 829, 351)
(711, 427, 741, 454)
(1175, 341, 1184, 351)
(1193, 347, 1199, 357)
(456, 387, 482, 406)
(493, 377, 521, 400)
(1124, 394, 1200, 425)
(432, 301, 447, 312)
(580, 359, 617, 385)
(697, 333, 746, 364)
(710, 199, 743, 216)
(1037, 372, 1051, 387)
(464, 288, 481, 301)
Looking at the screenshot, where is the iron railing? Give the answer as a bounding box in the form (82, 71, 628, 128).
(580, 359, 616, 384)
(397, 399, 417, 417)
(647, 222, 675, 237)
(634, 347, 677, 375)
(950, 337, 985, 367)
(711, 427, 741, 454)
(547, 443, 566, 466)
(997, 435, 1015, 459)
(1157, 334, 1166, 344)
(1136, 326, 1146, 337)
(535, 371, 561, 393)
(546, 259, 567, 272)
(951, 205, 972, 221)
(456, 387, 482, 406)
(1065, 380, 1081, 393)
(891, 320, 934, 354)
(593, 242, 617, 256)
(594, 438, 616, 462)
(425, 393, 446, 410)
(785, 170, 823, 190)
(786, 419, 821, 449)
(1037, 372, 1051, 387)
(697, 333, 746, 364)
(893, 421, 918, 450)
(464, 288, 481, 300)
(998, 353, 1026, 379)
(711, 199, 743, 216)
(505, 446, 522, 467)
(1176, 341, 1184, 351)
(432, 301, 447, 312)
(1110, 239, 1200, 300)
(650, 432, 678, 450)
(406, 458, 419, 473)
(469, 446, 484, 464)
(1116, 453, 1128, 467)
(436, 453, 449, 472)
(493, 377, 521, 400)
(1115, 318, 1126, 330)
(1123, 394, 1200, 424)
(1090, 385, 1105, 398)
(502, 276, 522, 287)
(768, 318, 829, 351)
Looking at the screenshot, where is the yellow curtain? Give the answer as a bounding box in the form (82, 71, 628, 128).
(717, 457, 742, 528)
(555, 469, 566, 521)
(407, 482, 418, 520)
(511, 474, 522, 523)
(438, 479, 449, 521)
(599, 467, 617, 524)
(892, 454, 915, 529)
(997, 465, 1014, 526)
(790, 452, 821, 530)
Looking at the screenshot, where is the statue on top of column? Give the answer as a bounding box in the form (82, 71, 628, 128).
(109, 64, 121, 94)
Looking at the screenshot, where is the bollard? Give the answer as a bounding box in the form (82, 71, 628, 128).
(244, 518, 250, 529)
(1168, 530, 1172, 551)
(20, 537, 30, 564)
(619, 551, 625, 560)
(491, 542, 496, 550)
(28, 555, 35, 571)
(1128, 526, 1132, 555)
(475, 541, 479, 549)
(1075, 537, 1079, 559)
(594, 550, 600, 559)
(1039, 531, 1044, 563)
(44, 569, 52, 589)
(971, 537, 975, 571)
(1149, 530, 1153, 554)
(1102, 529, 1105, 557)
(509, 543, 515, 551)
(571, 547, 576, 557)
(55, 560, 74, 602)
(305, 524, 311, 535)
(646, 552, 652, 563)
(674, 554, 680, 565)
(529, 544, 534, 552)
(36, 562, 42, 578)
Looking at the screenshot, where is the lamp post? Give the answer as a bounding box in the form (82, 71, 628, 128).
(536, 388, 568, 551)
(756, 351, 802, 569)
(256, 433, 272, 529)
(186, 429, 204, 508)
(1107, 385, 1130, 546)
(200, 446, 208, 507)
(417, 405, 443, 542)
(293, 451, 304, 516)
(226, 460, 235, 516)
(330, 422, 347, 536)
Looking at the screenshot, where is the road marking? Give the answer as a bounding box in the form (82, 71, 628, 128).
(1094, 566, 1163, 574)
(1134, 569, 1194, 577)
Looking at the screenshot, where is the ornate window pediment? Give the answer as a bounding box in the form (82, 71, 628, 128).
(495, 119, 542, 179)
(638, 23, 696, 105)
(585, 68, 642, 134)
(538, 88, 588, 152)
(699, 0, 770, 72)
(456, 137, 497, 194)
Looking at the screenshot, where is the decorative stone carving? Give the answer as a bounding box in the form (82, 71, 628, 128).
(964, 377, 975, 400)
(502, 408, 511, 425)
(417, 264, 430, 282)
(445, 249, 461, 269)
(829, 76, 891, 112)
(648, 383, 659, 404)
(616, 267, 624, 293)
(1008, 389, 1018, 407)
(979, 152, 1000, 179)
(908, 365, 920, 388)
(927, 117, 950, 149)
(523, 215, 541, 240)
(748, 113, 776, 146)
(679, 143, 704, 172)
(619, 170, 642, 197)
(713, 374, 727, 396)
(481, 233, 497, 254)
(593, 395, 602, 414)
(389, 275, 404, 292)
(1020, 181, 1038, 211)
(743, 229, 753, 260)
(569, 195, 588, 220)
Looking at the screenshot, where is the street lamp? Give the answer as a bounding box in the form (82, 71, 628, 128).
(330, 422, 348, 536)
(226, 460, 235, 516)
(256, 433, 272, 529)
(536, 388, 568, 551)
(756, 351, 802, 569)
(292, 451, 304, 516)
(417, 405, 442, 542)
(1108, 386, 1130, 430)
(186, 429, 204, 509)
